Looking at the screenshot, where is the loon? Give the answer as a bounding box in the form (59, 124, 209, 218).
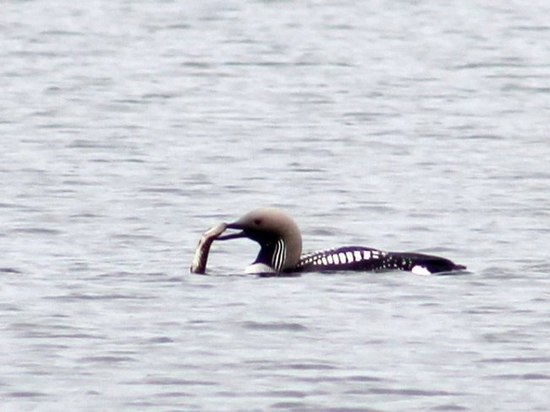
(191, 208, 466, 275)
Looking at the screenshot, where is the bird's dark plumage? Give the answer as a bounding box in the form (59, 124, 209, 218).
(203, 208, 465, 275)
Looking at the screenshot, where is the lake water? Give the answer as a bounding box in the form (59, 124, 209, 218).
(1, 1, 549, 410)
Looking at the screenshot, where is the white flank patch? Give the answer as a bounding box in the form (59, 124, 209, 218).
(346, 251, 353, 262)
(327, 254, 333, 264)
(354, 251, 362, 261)
(333, 254, 340, 264)
(245, 263, 276, 274)
(321, 257, 327, 265)
(363, 250, 371, 260)
(411, 265, 431, 276)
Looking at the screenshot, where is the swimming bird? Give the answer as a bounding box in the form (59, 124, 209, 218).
(194, 207, 466, 275)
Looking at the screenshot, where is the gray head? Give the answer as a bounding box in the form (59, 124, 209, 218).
(217, 208, 303, 272)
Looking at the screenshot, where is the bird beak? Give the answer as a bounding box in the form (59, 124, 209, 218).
(215, 222, 248, 241)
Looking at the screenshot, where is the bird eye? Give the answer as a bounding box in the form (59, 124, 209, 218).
(254, 218, 262, 226)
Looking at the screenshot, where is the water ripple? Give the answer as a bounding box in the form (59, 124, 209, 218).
(241, 321, 308, 332)
(489, 373, 550, 381)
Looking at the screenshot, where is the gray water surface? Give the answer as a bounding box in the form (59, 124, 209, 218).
(2, 1, 550, 411)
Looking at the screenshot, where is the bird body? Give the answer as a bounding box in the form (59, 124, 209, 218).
(191, 208, 466, 275)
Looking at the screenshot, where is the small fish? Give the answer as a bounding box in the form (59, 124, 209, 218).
(190, 223, 227, 274)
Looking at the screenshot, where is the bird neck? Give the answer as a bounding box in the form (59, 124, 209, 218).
(254, 238, 287, 272)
